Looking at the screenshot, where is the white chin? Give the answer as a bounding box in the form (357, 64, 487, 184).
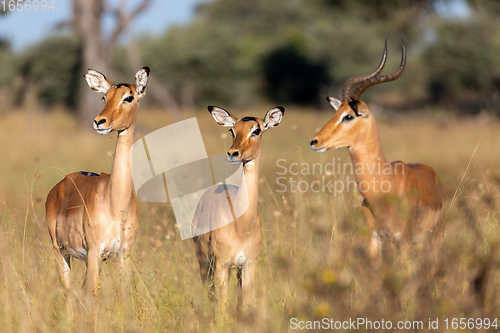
(96, 128, 112, 135)
(311, 146, 327, 153)
(227, 158, 242, 165)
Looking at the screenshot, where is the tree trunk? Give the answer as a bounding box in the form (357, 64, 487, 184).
(73, 0, 107, 127)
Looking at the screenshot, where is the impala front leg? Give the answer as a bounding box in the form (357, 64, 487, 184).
(361, 205, 381, 259)
(241, 262, 256, 313)
(120, 247, 133, 318)
(215, 261, 229, 313)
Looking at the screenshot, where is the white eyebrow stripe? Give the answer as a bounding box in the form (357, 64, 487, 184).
(246, 125, 260, 139)
(335, 112, 349, 126)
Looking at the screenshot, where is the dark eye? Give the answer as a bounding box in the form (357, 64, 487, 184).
(101, 96, 106, 102)
(252, 128, 261, 136)
(123, 96, 134, 103)
(342, 114, 354, 122)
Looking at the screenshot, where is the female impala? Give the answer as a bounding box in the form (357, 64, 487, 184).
(192, 106, 285, 312)
(45, 67, 149, 306)
(310, 41, 444, 254)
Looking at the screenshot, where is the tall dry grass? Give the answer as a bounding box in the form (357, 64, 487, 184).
(0, 107, 499, 332)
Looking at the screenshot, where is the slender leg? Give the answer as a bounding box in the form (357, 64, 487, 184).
(120, 248, 133, 322)
(53, 247, 71, 289)
(54, 250, 74, 326)
(82, 248, 100, 329)
(362, 206, 381, 259)
(241, 262, 256, 314)
(370, 231, 382, 259)
(206, 257, 216, 304)
(236, 267, 243, 311)
(215, 261, 229, 314)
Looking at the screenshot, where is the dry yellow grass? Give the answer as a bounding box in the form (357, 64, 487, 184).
(0, 107, 499, 332)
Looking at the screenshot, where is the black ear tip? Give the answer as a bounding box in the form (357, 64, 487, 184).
(277, 106, 285, 114)
(142, 67, 151, 75)
(207, 106, 215, 113)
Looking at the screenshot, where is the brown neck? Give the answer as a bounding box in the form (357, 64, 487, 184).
(107, 121, 135, 220)
(235, 154, 260, 231)
(348, 119, 388, 201)
(243, 155, 260, 214)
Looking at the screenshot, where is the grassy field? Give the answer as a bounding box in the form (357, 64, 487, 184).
(0, 107, 499, 332)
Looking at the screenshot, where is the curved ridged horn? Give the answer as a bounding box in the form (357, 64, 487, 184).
(341, 40, 388, 102)
(350, 39, 406, 102)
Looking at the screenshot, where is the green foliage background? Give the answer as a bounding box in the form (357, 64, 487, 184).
(1, 0, 500, 114)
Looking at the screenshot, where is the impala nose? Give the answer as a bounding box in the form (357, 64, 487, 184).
(94, 118, 106, 127)
(228, 151, 239, 157)
(310, 139, 318, 147)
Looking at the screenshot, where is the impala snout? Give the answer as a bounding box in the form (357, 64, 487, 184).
(227, 149, 242, 164)
(93, 116, 112, 135)
(310, 137, 327, 153)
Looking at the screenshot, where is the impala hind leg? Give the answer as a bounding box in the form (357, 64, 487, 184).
(53, 248, 71, 289)
(203, 257, 216, 304)
(82, 248, 100, 328)
(194, 239, 217, 305)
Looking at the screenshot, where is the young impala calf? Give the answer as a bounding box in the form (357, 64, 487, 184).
(310, 41, 444, 254)
(192, 106, 285, 312)
(45, 67, 149, 308)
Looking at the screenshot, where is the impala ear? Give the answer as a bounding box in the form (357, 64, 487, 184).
(263, 106, 285, 131)
(85, 69, 111, 94)
(208, 106, 237, 127)
(135, 67, 150, 99)
(327, 97, 342, 111)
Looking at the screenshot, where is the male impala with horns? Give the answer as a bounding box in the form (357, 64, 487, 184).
(310, 40, 444, 255)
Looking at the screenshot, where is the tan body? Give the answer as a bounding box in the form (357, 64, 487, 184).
(193, 106, 284, 312)
(310, 41, 443, 251)
(46, 67, 149, 305)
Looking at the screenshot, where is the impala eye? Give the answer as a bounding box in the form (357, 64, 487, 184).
(101, 96, 106, 102)
(252, 128, 261, 136)
(123, 96, 134, 103)
(342, 114, 354, 122)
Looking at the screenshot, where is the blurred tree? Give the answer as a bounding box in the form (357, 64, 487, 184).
(6, 0, 499, 116)
(423, 17, 500, 114)
(262, 44, 329, 105)
(0, 39, 14, 87)
(0, 39, 15, 113)
(17, 35, 81, 109)
(142, 0, 447, 108)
